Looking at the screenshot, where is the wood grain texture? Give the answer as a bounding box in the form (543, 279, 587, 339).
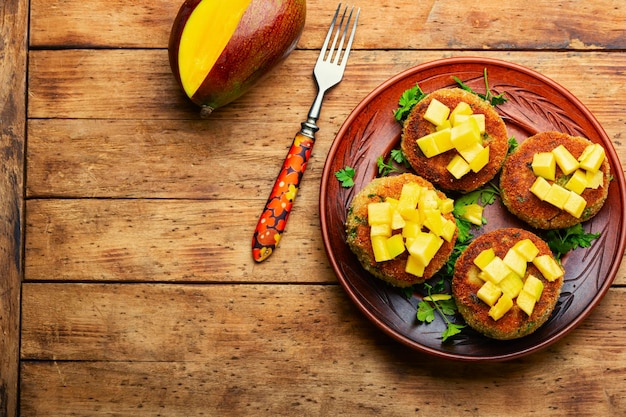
(16, 0, 626, 415)
(29, 0, 626, 50)
(0, 1, 27, 416)
(25, 199, 334, 283)
(20, 283, 626, 416)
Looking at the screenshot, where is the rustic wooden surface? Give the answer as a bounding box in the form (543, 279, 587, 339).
(0, 0, 26, 416)
(1, 0, 624, 415)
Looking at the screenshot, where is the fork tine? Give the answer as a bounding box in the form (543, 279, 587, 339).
(318, 4, 342, 63)
(329, 6, 349, 63)
(340, 7, 360, 67)
(332, 6, 353, 65)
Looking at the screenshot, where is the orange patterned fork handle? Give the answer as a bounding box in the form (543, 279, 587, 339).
(252, 129, 316, 262)
(252, 4, 359, 262)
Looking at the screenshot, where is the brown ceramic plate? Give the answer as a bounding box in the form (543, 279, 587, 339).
(319, 57, 626, 361)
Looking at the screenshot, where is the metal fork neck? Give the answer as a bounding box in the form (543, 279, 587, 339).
(300, 88, 325, 139)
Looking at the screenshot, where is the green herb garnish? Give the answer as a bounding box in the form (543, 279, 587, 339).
(452, 181, 500, 242)
(376, 149, 410, 177)
(393, 83, 427, 123)
(453, 68, 507, 106)
(417, 282, 465, 342)
(508, 136, 519, 154)
(543, 223, 601, 260)
(335, 166, 356, 188)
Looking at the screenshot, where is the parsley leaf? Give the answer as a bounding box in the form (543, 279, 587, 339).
(377, 149, 410, 177)
(417, 301, 436, 323)
(453, 68, 507, 106)
(442, 323, 465, 341)
(393, 83, 427, 123)
(416, 283, 465, 342)
(543, 224, 601, 260)
(508, 136, 519, 154)
(335, 166, 356, 188)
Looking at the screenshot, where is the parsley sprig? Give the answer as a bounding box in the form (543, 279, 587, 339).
(335, 166, 356, 188)
(452, 181, 500, 242)
(453, 68, 508, 106)
(376, 149, 410, 177)
(543, 223, 601, 260)
(393, 84, 427, 123)
(417, 282, 465, 342)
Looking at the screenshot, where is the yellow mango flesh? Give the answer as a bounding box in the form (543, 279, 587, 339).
(178, 0, 252, 98)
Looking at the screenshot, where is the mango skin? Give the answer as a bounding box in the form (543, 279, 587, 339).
(169, 0, 306, 116)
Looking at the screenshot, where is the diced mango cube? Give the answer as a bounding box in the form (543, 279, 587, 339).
(368, 202, 392, 225)
(417, 131, 444, 158)
(405, 254, 426, 277)
(530, 176, 552, 201)
(447, 154, 471, 179)
(439, 198, 455, 214)
(385, 234, 406, 259)
(516, 289, 537, 316)
(474, 248, 496, 270)
(489, 293, 513, 321)
(390, 209, 406, 230)
(423, 209, 445, 236)
(482, 256, 512, 284)
(469, 145, 490, 173)
(407, 232, 443, 266)
(402, 208, 421, 223)
(512, 239, 540, 262)
(449, 101, 473, 120)
(436, 120, 452, 131)
(451, 118, 482, 150)
(543, 183, 571, 209)
(523, 275, 544, 301)
(552, 144, 579, 175)
(424, 98, 451, 126)
(469, 113, 486, 133)
(418, 189, 439, 211)
(578, 143, 605, 173)
(370, 223, 392, 237)
(477, 281, 502, 307)
(532, 254, 564, 282)
(565, 169, 588, 195)
(401, 220, 421, 240)
(440, 219, 457, 243)
(397, 182, 422, 215)
(461, 203, 484, 226)
(499, 273, 524, 299)
(458, 142, 485, 164)
(563, 191, 587, 218)
(586, 169, 604, 189)
(502, 248, 527, 278)
(371, 236, 391, 262)
(450, 113, 470, 127)
(532, 152, 556, 181)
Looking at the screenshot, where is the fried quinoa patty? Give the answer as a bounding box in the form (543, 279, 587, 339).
(500, 131, 610, 229)
(452, 228, 564, 340)
(345, 173, 458, 288)
(401, 88, 509, 193)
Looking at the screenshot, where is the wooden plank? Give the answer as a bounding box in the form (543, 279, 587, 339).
(27, 49, 626, 124)
(24, 199, 334, 282)
(29, 0, 626, 50)
(20, 283, 626, 416)
(0, 0, 27, 416)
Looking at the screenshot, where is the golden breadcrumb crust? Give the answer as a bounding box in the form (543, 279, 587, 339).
(346, 173, 458, 287)
(500, 131, 610, 229)
(452, 228, 563, 340)
(401, 88, 509, 193)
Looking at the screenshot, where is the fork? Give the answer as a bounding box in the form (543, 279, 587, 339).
(252, 3, 360, 262)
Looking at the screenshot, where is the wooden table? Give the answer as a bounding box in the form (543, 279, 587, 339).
(2, 0, 626, 415)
